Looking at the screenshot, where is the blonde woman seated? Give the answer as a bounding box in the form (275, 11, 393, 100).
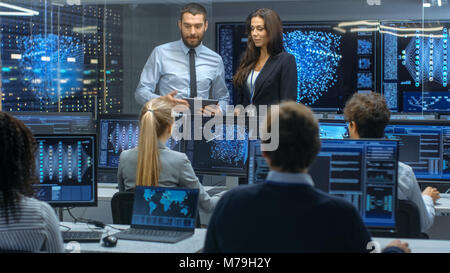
(117, 97, 221, 213)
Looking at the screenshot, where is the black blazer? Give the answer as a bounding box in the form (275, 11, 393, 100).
(234, 51, 298, 107)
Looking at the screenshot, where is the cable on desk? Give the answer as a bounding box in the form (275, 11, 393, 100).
(105, 224, 127, 232)
(66, 208, 105, 229)
(59, 224, 71, 231)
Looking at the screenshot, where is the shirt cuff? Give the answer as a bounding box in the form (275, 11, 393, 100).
(422, 195, 434, 207)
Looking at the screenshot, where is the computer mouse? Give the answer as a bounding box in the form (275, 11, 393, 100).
(102, 235, 118, 247)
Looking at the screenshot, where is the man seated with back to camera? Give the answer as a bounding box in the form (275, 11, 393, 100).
(343, 92, 440, 233)
(203, 101, 410, 253)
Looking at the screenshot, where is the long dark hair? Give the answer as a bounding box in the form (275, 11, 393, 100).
(0, 112, 37, 223)
(233, 8, 284, 88)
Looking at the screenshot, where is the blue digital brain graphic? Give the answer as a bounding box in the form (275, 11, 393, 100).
(208, 123, 248, 167)
(283, 30, 343, 105)
(16, 34, 84, 103)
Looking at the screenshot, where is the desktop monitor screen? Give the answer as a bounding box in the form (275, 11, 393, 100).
(247, 139, 270, 185)
(97, 114, 183, 169)
(384, 120, 450, 182)
(381, 21, 450, 112)
(318, 119, 349, 139)
(98, 114, 140, 169)
(33, 134, 97, 207)
(11, 112, 94, 134)
(309, 139, 399, 230)
(217, 21, 377, 111)
(183, 115, 249, 176)
(248, 120, 349, 185)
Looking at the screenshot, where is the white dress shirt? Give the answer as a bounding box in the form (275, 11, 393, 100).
(397, 161, 435, 232)
(135, 39, 229, 113)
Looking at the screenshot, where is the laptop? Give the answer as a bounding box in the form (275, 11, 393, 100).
(114, 186, 200, 243)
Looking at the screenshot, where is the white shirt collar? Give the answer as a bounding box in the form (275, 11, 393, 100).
(179, 39, 204, 56)
(266, 170, 315, 186)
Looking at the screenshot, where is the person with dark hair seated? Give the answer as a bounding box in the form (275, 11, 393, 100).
(343, 92, 440, 233)
(0, 112, 63, 252)
(203, 101, 410, 253)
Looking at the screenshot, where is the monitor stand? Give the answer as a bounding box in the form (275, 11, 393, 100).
(57, 208, 64, 222)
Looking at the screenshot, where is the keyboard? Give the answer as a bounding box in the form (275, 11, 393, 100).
(206, 187, 227, 196)
(62, 231, 103, 243)
(114, 228, 193, 243)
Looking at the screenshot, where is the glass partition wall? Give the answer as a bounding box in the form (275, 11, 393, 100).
(0, 0, 445, 117)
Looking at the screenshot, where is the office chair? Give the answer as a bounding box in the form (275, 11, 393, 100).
(371, 200, 428, 239)
(111, 191, 135, 225)
(396, 200, 429, 239)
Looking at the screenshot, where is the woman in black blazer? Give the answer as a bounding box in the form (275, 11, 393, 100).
(233, 8, 298, 109)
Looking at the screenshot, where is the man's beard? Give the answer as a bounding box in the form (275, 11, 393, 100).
(181, 32, 204, 48)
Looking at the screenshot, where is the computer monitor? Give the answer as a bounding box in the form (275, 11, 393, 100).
(381, 21, 450, 112)
(97, 114, 141, 169)
(247, 139, 270, 184)
(33, 134, 97, 207)
(183, 115, 249, 176)
(384, 120, 450, 182)
(97, 114, 183, 183)
(247, 120, 349, 185)
(217, 21, 377, 111)
(309, 139, 399, 230)
(318, 119, 349, 139)
(98, 114, 183, 169)
(11, 112, 94, 134)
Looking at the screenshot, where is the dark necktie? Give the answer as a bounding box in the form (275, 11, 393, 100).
(189, 48, 197, 98)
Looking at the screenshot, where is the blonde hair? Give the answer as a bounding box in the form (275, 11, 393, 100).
(136, 97, 175, 187)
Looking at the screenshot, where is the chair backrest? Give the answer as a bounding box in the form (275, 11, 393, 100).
(369, 199, 428, 239)
(396, 199, 425, 238)
(111, 191, 135, 225)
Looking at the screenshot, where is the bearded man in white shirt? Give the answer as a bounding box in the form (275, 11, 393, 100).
(135, 2, 229, 115)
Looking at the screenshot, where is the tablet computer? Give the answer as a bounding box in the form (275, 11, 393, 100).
(184, 97, 219, 111)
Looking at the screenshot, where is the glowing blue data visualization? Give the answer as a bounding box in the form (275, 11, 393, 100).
(15, 34, 84, 105)
(184, 116, 249, 176)
(283, 29, 342, 105)
(309, 139, 399, 229)
(33, 135, 96, 207)
(98, 118, 140, 169)
(381, 21, 450, 112)
(98, 116, 182, 169)
(216, 22, 376, 110)
(319, 121, 349, 139)
(132, 187, 199, 230)
(384, 121, 450, 181)
(1, 2, 123, 113)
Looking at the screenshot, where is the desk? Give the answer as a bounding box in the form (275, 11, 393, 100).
(373, 237, 450, 253)
(66, 184, 450, 240)
(435, 195, 450, 216)
(61, 222, 450, 253)
(62, 222, 207, 253)
(73, 184, 227, 226)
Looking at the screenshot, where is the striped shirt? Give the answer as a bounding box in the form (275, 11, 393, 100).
(0, 194, 63, 253)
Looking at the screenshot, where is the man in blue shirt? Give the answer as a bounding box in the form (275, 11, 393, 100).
(204, 101, 410, 253)
(135, 3, 229, 115)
